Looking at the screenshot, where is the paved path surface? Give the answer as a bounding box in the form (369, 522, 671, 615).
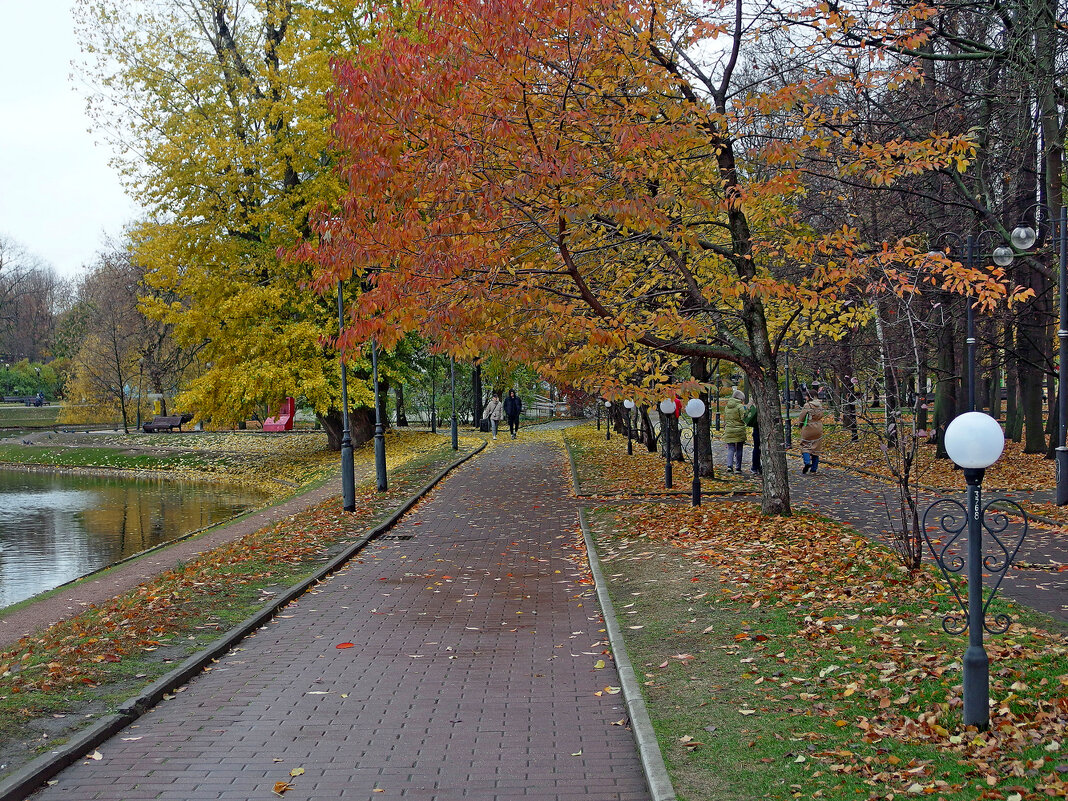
(29, 437, 649, 801)
(708, 441, 1068, 624)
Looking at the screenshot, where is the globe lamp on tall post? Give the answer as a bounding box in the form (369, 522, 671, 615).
(659, 398, 676, 489)
(604, 400, 612, 440)
(623, 399, 635, 455)
(685, 398, 706, 506)
(923, 412, 1029, 731)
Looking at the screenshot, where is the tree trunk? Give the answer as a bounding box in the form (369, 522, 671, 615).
(471, 363, 483, 425)
(691, 356, 715, 477)
(319, 407, 375, 450)
(639, 406, 657, 452)
(376, 376, 391, 429)
(1006, 324, 1022, 441)
(395, 383, 408, 426)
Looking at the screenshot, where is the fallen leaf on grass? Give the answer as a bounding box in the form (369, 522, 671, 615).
(739, 709, 757, 716)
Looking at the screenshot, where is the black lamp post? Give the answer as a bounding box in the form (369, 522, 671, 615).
(922, 412, 1028, 730)
(450, 356, 458, 450)
(624, 399, 635, 455)
(659, 398, 675, 488)
(605, 400, 612, 440)
(685, 398, 706, 506)
(336, 282, 356, 512)
(370, 338, 387, 493)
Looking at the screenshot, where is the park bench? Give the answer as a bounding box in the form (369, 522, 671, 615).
(142, 413, 193, 433)
(2, 395, 48, 406)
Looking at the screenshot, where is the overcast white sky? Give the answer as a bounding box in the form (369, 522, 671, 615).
(0, 0, 138, 279)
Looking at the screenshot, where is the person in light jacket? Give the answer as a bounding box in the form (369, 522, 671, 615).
(483, 392, 504, 439)
(503, 389, 523, 439)
(722, 389, 747, 472)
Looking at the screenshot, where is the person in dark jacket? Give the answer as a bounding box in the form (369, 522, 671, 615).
(503, 389, 523, 438)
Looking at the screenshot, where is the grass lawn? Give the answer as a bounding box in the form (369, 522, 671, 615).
(0, 403, 62, 429)
(588, 500, 1067, 801)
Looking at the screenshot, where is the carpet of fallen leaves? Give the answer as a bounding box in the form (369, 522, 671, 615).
(564, 423, 750, 497)
(601, 501, 1067, 800)
(821, 428, 1055, 493)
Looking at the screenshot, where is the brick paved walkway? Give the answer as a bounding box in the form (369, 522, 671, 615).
(29, 437, 650, 801)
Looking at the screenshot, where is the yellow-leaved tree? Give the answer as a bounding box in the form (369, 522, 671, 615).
(74, 0, 408, 446)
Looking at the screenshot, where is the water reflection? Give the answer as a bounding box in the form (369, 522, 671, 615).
(0, 469, 268, 608)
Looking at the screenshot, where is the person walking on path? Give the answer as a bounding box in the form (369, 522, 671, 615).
(504, 388, 523, 438)
(483, 391, 504, 439)
(797, 394, 825, 473)
(722, 388, 748, 472)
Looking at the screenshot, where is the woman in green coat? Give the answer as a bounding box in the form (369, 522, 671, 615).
(722, 389, 747, 472)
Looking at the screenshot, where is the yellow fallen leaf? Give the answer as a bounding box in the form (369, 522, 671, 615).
(289, 768, 304, 777)
(739, 709, 757, 716)
(594, 659, 606, 669)
(89, 751, 103, 761)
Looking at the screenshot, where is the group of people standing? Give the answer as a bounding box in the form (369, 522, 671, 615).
(721, 387, 825, 474)
(482, 389, 523, 440)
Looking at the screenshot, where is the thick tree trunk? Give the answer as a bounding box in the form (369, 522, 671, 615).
(639, 406, 657, 452)
(1006, 324, 1022, 441)
(319, 407, 375, 451)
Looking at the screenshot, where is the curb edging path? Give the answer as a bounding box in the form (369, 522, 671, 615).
(0, 443, 485, 801)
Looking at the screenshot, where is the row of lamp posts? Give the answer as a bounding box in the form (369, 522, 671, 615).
(336, 280, 462, 511)
(613, 397, 706, 506)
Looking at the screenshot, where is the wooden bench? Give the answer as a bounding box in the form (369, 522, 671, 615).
(142, 413, 193, 433)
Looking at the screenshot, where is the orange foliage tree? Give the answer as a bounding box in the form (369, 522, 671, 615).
(305, 0, 1019, 515)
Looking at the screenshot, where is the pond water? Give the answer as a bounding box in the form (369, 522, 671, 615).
(0, 469, 269, 609)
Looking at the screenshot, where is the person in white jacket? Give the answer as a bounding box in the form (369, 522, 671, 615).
(483, 393, 504, 439)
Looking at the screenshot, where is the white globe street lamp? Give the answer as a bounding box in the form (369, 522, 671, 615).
(623, 399, 636, 454)
(685, 398, 707, 505)
(923, 411, 1028, 731)
(659, 398, 676, 488)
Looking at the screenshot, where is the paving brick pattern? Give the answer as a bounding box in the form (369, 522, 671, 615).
(30, 438, 650, 801)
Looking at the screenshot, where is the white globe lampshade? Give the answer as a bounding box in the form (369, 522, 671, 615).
(991, 245, 1014, 267)
(605, 400, 612, 407)
(943, 412, 1005, 469)
(685, 398, 706, 418)
(1010, 225, 1037, 251)
(623, 399, 635, 409)
(659, 399, 675, 414)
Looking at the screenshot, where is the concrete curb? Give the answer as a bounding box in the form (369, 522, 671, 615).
(0, 442, 486, 801)
(579, 508, 676, 801)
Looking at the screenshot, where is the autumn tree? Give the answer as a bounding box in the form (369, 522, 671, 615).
(311, 0, 1003, 514)
(74, 0, 414, 446)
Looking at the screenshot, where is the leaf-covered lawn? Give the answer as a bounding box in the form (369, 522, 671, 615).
(564, 423, 748, 496)
(591, 501, 1067, 800)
